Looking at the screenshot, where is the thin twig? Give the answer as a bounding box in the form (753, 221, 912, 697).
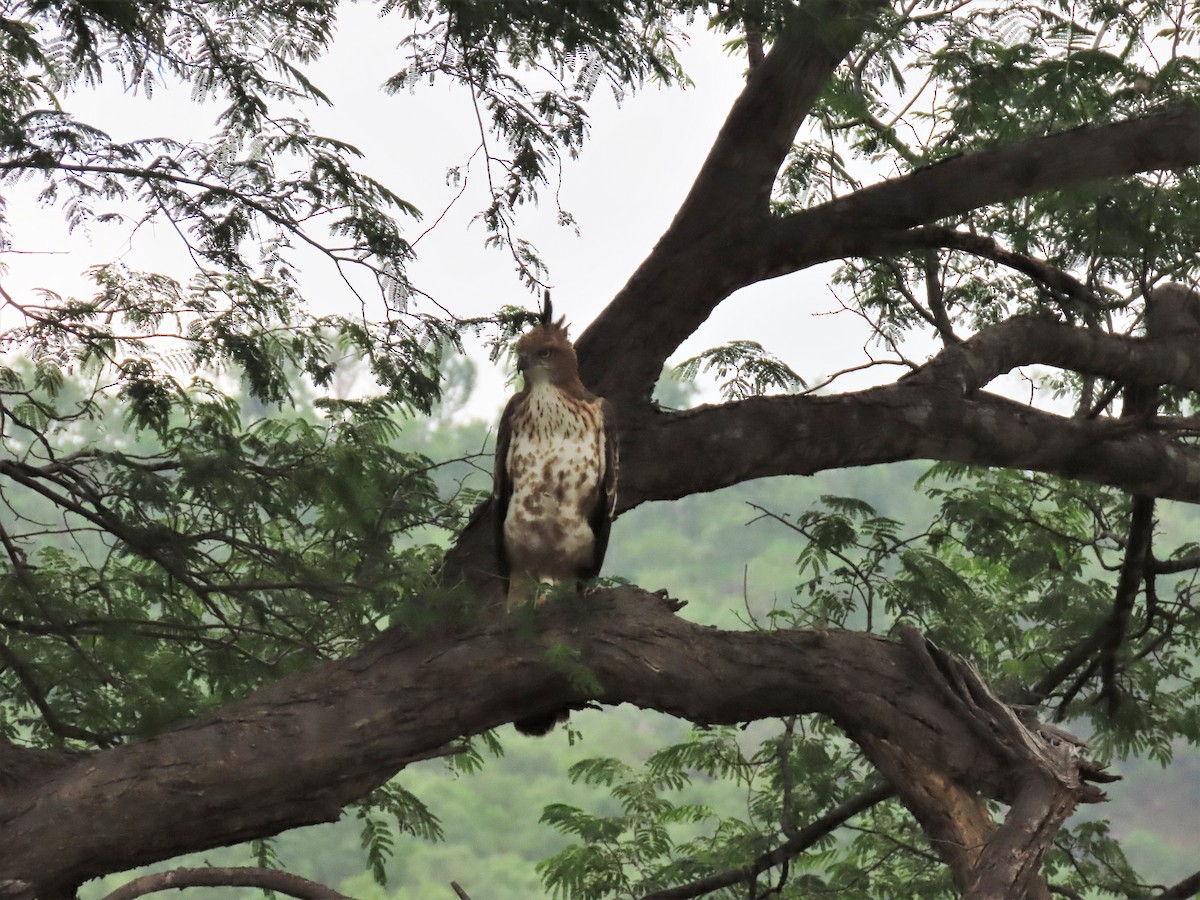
(640, 784, 893, 900)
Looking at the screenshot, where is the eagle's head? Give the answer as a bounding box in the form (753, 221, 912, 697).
(514, 293, 579, 387)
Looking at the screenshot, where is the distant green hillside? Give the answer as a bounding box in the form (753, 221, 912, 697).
(80, 405, 1200, 899)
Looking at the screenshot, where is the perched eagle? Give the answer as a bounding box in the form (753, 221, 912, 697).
(495, 296, 618, 606)
(494, 296, 618, 734)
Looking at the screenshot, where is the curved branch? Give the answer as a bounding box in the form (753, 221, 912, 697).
(576, 1, 884, 402)
(640, 783, 894, 900)
(757, 107, 1200, 281)
(900, 226, 1106, 311)
(100, 867, 351, 900)
(0, 589, 1104, 897)
(612, 298, 1200, 511)
(906, 312, 1200, 396)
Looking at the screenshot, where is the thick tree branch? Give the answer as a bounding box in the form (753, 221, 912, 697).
(0, 589, 1105, 897)
(577, 1, 884, 402)
(612, 295, 1200, 511)
(859, 735, 997, 892)
(757, 107, 1200, 281)
(672, 1, 885, 225)
(580, 102, 1200, 406)
(965, 775, 1075, 900)
(617, 385, 1200, 510)
(0, 738, 79, 789)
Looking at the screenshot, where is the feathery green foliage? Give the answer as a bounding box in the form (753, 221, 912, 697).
(4, 0, 1200, 897)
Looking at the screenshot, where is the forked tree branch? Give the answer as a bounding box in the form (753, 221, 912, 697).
(577, 0, 885, 401)
(0, 589, 1107, 898)
(758, 107, 1200, 281)
(858, 629, 1105, 899)
(580, 103, 1200, 403)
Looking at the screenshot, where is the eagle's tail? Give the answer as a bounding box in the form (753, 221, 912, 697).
(514, 708, 570, 737)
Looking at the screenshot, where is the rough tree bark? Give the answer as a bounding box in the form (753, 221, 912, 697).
(4, 1, 1200, 896)
(0, 591, 1112, 898)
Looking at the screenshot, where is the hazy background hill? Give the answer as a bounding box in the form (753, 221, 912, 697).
(79, 367, 1200, 898)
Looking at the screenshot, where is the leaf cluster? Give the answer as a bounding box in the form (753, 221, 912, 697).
(676, 340, 805, 401)
(382, 0, 695, 285)
(0, 358, 476, 748)
(761, 0, 1200, 370)
(538, 719, 944, 899)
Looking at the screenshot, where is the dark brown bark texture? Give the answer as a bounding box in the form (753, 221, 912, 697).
(4, 1, 1200, 896)
(0, 592, 1109, 898)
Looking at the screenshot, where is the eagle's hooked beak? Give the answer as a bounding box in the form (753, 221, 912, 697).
(517, 353, 550, 373)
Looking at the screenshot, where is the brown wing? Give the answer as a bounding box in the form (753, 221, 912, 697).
(581, 398, 618, 580)
(493, 394, 521, 583)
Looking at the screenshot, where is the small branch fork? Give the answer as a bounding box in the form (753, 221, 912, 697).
(1023, 286, 1200, 717)
(857, 628, 1115, 900)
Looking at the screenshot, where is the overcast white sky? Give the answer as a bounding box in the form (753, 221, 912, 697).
(0, 4, 893, 422)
